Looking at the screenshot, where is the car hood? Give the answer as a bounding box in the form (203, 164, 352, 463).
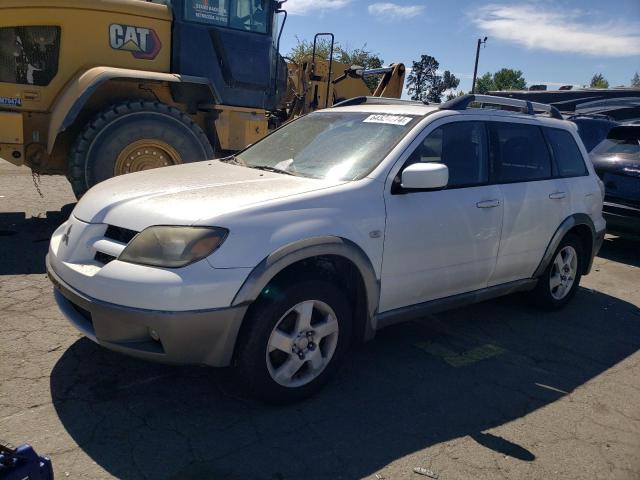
(73, 161, 344, 230)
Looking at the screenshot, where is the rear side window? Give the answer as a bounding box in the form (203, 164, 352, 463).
(407, 121, 489, 187)
(545, 128, 588, 177)
(490, 122, 552, 183)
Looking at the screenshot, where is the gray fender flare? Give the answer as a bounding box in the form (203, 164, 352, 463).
(231, 236, 381, 341)
(533, 213, 599, 277)
(47, 67, 219, 153)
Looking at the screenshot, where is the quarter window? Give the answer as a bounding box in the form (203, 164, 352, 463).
(490, 123, 552, 183)
(407, 121, 489, 188)
(544, 128, 588, 177)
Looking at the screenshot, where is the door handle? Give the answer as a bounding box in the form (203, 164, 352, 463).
(476, 199, 501, 208)
(549, 192, 567, 200)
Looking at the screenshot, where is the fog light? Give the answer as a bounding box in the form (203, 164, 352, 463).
(149, 328, 160, 341)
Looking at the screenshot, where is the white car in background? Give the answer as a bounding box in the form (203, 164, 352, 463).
(47, 95, 606, 402)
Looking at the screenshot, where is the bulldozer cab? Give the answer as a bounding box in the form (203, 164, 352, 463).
(171, 0, 287, 110)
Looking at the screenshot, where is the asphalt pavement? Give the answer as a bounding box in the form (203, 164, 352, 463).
(1, 161, 639, 480)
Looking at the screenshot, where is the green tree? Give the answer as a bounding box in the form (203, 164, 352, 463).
(287, 37, 384, 92)
(336, 46, 383, 92)
(474, 69, 526, 93)
(493, 68, 526, 91)
(631, 72, 640, 88)
(446, 90, 466, 101)
(474, 72, 495, 94)
(590, 73, 609, 88)
(288, 36, 335, 64)
(407, 55, 459, 103)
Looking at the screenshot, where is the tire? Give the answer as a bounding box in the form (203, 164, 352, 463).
(530, 233, 584, 310)
(235, 279, 353, 403)
(67, 100, 214, 199)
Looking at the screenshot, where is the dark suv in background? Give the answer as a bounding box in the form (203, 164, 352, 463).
(590, 126, 640, 234)
(570, 115, 619, 152)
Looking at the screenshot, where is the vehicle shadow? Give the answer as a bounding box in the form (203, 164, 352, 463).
(597, 234, 640, 268)
(50, 287, 640, 479)
(0, 204, 74, 275)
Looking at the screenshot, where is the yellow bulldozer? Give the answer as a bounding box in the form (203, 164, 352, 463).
(0, 0, 404, 197)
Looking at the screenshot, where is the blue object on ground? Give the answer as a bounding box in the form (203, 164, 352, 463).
(0, 443, 54, 480)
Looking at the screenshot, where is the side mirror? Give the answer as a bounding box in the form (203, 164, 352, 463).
(401, 163, 449, 190)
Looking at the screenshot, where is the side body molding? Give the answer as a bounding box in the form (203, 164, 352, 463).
(231, 236, 381, 341)
(47, 67, 219, 153)
(533, 213, 598, 278)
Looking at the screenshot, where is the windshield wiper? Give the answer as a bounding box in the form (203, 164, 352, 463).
(248, 165, 299, 176)
(220, 154, 246, 166)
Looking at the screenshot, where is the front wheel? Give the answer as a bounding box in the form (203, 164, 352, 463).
(531, 233, 584, 310)
(235, 279, 352, 403)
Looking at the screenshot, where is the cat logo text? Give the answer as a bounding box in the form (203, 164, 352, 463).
(109, 24, 162, 60)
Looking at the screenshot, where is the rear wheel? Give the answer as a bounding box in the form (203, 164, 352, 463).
(531, 233, 584, 310)
(67, 101, 213, 198)
(235, 279, 352, 403)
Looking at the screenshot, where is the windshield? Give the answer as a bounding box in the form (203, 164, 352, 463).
(592, 127, 640, 159)
(234, 112, 420, 181)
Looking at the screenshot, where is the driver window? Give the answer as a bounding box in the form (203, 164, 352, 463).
(408, 121, 489, 188)
(230, 0, 269, 33)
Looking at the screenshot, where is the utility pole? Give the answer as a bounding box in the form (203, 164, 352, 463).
(471, 37, 488, 94)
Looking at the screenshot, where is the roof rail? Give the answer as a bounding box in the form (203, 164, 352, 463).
(440, 94, 564, 120)
(332, 96, 423, 108)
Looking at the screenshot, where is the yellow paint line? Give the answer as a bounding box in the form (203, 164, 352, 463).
(415, 341, 506, 367)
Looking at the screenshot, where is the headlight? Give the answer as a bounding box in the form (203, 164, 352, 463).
(119, 226, 228, 268)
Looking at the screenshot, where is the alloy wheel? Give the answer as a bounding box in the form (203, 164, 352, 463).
(549, 245, 578, 300)
(266, 300, 339, 388)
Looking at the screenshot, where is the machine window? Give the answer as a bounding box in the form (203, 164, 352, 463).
(0, 26, 61, 86)
(230, 0, 269, 33)
(184, 0, 229, 26)
(490, 122, 552, 182)
(544, 128, 588, 177)
(184, 0, 269, 33)
(407, 122, 489, 188)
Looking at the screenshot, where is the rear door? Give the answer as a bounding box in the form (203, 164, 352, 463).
(488, 120, 569, 286)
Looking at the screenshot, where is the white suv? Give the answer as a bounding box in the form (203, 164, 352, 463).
(47, 95, 606, 402)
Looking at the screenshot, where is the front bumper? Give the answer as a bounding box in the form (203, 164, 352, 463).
(48, 256, 248, 367)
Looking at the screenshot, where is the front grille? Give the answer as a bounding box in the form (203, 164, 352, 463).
(93, 225, 139, 265)
(94, 251, 117, 265)
(104, 225, 139, 244)
(0, 26, 61, 86)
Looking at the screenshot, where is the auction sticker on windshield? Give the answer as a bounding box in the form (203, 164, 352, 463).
(363, 114, 413, 126)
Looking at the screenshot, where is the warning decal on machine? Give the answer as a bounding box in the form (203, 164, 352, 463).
(363, 114, 413, 126)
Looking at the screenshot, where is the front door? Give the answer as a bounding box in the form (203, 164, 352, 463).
(380, 120, 503, 313)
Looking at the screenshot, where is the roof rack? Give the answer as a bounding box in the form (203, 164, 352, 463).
(332, 96, 424, 107)
(440, 94, 564, 120)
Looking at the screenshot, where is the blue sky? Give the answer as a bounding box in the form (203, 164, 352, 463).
(278, 0, 640, 94)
